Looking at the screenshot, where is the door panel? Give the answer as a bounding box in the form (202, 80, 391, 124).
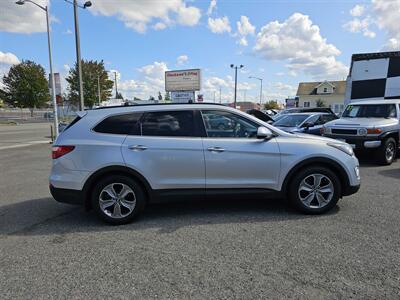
(201, 110, 281, 190)
(121, 110, 205, 190)
(202, 138, 281, 189)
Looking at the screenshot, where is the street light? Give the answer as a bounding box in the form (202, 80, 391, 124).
(249, 76, 263, 107)
(230, 64, 243, 108)
(62, 0, 92, 111)
(16, 0, 59, 137)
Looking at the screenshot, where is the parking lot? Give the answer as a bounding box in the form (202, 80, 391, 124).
(1, 123, 400, 299)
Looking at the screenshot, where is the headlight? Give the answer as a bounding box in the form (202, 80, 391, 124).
(324, 127, 331, 134)
(328, 142, 354, 156)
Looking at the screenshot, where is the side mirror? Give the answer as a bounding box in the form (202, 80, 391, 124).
(302, 122, 314, 129)
(257, 127, 273, 140)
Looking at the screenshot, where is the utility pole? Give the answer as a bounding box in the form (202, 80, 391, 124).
(114, 71, 118, 98)
(219, 86, 222, 103)
(213, 91, 216, 103)
(97, 75, 101, 106)
(73, 0, 85, 111)
(230, 64, 244, 108)
(249, 76, 263, 107)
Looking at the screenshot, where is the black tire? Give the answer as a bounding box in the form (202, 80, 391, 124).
(376, 138, 397, 165)
(288, 166, 341, 214)
(92, 175, 146, 225)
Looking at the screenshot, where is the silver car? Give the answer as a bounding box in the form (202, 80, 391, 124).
(50, 103, 360, 224)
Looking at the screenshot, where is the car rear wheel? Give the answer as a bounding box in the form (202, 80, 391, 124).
(377, 138, 396, 165)
(92, 175, 146, 224)
(289, 166, 341, 214)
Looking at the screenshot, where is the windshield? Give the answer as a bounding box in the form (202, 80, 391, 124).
(273, 114, 310, 127)
(342, 104, 397, 118)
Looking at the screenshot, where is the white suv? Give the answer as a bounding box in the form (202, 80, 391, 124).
(50, 104, 360, 224)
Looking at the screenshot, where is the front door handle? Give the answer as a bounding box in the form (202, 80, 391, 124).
(128, 145, 147, 151)
(207, 146, 225, 153)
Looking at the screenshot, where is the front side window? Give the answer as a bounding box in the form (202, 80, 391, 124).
(342, 104, 397, 118)
(201, 110, 259, 138)
(141, 110, 195, 137)
(93, 113, 142, 135)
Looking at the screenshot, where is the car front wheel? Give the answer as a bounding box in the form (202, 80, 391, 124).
(289, 166, 341, 214)
(377, 138, 396, 165)
(92, 175, 146, 224)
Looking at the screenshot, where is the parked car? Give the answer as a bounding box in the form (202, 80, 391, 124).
(273, 112, 338, 135)
(50, 103, 360, 224)
(322, 99, 400, 165)
(203, 114, 233, 130)
(246, 109, 274, 123)
(273, 107, 337, 122)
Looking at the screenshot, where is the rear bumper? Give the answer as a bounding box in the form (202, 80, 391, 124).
(50, 184, 85, 205)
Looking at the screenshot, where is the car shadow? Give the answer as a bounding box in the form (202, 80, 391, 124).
(0, 197, 339, 237)
(378, 168, 400, 179)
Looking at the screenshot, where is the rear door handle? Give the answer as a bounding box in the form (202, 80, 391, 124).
(207, 147, 225, 153)
(128, 145, 147, 151)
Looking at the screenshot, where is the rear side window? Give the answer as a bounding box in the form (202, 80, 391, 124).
(63, 116, 81, 131)
(93, 113, 142, 135)
(141, 111, 195, 137)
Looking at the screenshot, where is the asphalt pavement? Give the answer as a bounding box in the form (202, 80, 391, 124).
(0, 124, 399, 299)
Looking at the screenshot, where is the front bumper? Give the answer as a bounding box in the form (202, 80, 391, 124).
(342, 183, 361, 196)
(50, 184, 85, 205)
(324, 134, 382, 150)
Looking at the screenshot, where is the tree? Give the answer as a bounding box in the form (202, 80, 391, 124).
(316, 99, 325, 107)
(2, 60, 50, 115)
(149, 96, 155, 101)
(116, 92, 124, 99)
(263, 100, 280, 110)
(66, 60, 113, 108)
(158, 91, 163, 101)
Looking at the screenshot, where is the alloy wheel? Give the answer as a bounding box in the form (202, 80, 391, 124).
(99, 183, 136, 219)
(298, 174, 334, 209)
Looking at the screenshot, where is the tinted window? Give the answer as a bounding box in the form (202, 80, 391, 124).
(321, 114, 337, 123)
(141, 111, 195, 137)
(93, 113, 142, 135)
(202, 110, 259, 138)
(342, 104, 397, 118)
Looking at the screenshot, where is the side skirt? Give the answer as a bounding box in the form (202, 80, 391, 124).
(150, 188, 283, 203)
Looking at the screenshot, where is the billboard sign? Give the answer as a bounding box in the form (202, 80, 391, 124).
(171, 91, 195, 103)
(165, 69, 201, 92)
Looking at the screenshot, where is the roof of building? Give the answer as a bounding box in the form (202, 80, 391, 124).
(296, 81, 346, 96)
(351, 51, 400, 62)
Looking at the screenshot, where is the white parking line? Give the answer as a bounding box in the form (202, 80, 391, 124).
(0, 140, 50, 150)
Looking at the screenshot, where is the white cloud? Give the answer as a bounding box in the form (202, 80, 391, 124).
(153, 22, 167, 30)
(372, 0, 400, 50)
(90, 0, 201, 33)
(236, 16, 256, 46)
(0, 52, 20, 65)
(343, 17, 376, 38)
(208, 16, 231, 34)
(350, 4, 365, 17)
(0, 0, 48, 33)
(177, 55, 188, 65)
(63, 64, 70, 72)
(63, 29, 73, 35)
(207, 0, 217, 16)
(254, 13, 348, 80)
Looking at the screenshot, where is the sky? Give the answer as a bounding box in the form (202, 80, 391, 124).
(1, 0, 400, 103)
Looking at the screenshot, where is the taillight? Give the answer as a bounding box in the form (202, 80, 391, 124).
(320, 127, 325, 135)
(52, 146, 75, 159)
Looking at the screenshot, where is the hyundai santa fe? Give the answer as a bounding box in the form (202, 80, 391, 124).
(50, 103, 360, 224)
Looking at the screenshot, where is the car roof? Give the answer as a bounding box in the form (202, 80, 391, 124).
(350, 99, 400, 105)
(280, 112, 329, 116)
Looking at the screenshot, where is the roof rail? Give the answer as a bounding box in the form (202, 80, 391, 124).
(93, 102, 228, 110)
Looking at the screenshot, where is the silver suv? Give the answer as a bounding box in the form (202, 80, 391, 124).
(322, 99, 400, 165)
(50, 103, 360, 224)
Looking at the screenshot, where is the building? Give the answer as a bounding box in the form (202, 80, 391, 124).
(296, 80, 346, 114)
(229, 101, 260, 111)
(345, 51, 400, 104)
(285, 96, 299, 108)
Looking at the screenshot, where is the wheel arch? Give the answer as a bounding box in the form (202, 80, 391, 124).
(82, 165, 153, 210)
(281, 157, 351, 198)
